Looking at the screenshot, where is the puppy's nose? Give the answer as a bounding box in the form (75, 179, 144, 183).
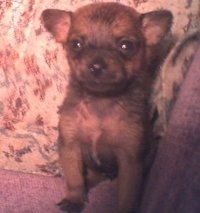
(89, 60, 106, 78)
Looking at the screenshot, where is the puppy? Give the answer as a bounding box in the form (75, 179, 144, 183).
(41, 3, 172, 213)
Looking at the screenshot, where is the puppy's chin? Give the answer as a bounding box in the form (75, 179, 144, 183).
(78, 79, 131, 96)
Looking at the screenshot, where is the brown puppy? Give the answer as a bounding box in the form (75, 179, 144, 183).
(41, 3, 172, 213)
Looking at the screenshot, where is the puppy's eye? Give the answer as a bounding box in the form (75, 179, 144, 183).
(69, 39, 83, 50)
(118, 39, 137, 56)
(120, 40, 133, 50)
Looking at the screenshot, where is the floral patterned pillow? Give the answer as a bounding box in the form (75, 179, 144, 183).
(0, 0, 199, 176)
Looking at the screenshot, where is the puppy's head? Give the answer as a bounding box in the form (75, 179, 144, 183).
(41, 3, 172, 95)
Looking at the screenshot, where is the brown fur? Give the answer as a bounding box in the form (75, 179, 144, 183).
(41, 3, 173, 213)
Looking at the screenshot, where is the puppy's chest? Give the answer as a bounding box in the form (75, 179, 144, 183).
(71, 99, 125, 169)
(75, 99, 125, 144)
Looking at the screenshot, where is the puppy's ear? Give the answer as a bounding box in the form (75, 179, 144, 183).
(140, 10, 173, 46)
(41, 9, 72, 43)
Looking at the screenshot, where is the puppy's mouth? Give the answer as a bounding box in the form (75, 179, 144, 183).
(81, 80, 129, 96)
(76, 67, 130, 96)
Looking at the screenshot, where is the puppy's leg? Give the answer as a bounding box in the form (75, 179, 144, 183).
(58, 140, 86, 212)
(86, 169, 107, 189)
(117, 150, 144, 213)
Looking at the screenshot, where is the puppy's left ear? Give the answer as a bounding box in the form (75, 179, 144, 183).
(140, 10, 173, 46)
(41, 9, 72, 43)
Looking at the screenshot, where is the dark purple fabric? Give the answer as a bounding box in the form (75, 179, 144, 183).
(140, 47, 200, 213)
(0, 169, 117, 213)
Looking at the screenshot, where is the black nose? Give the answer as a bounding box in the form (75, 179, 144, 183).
(89, 59, 106, 78)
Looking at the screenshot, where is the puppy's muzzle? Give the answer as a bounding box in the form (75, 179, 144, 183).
(88, 58, 107, 78)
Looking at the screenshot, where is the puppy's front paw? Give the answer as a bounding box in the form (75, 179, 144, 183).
(57, 198, 84, 213)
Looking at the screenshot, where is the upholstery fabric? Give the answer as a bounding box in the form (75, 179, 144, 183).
(0, 169, 117, 213)
(140, 47, 200, 213)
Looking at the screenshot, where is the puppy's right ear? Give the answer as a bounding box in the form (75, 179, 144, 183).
(41, 9, 72, 43)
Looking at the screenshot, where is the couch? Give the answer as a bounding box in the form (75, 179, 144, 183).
(0, 0, 199, 212)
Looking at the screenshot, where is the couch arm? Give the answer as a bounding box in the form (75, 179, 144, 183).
(140, 46, 200, 213)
